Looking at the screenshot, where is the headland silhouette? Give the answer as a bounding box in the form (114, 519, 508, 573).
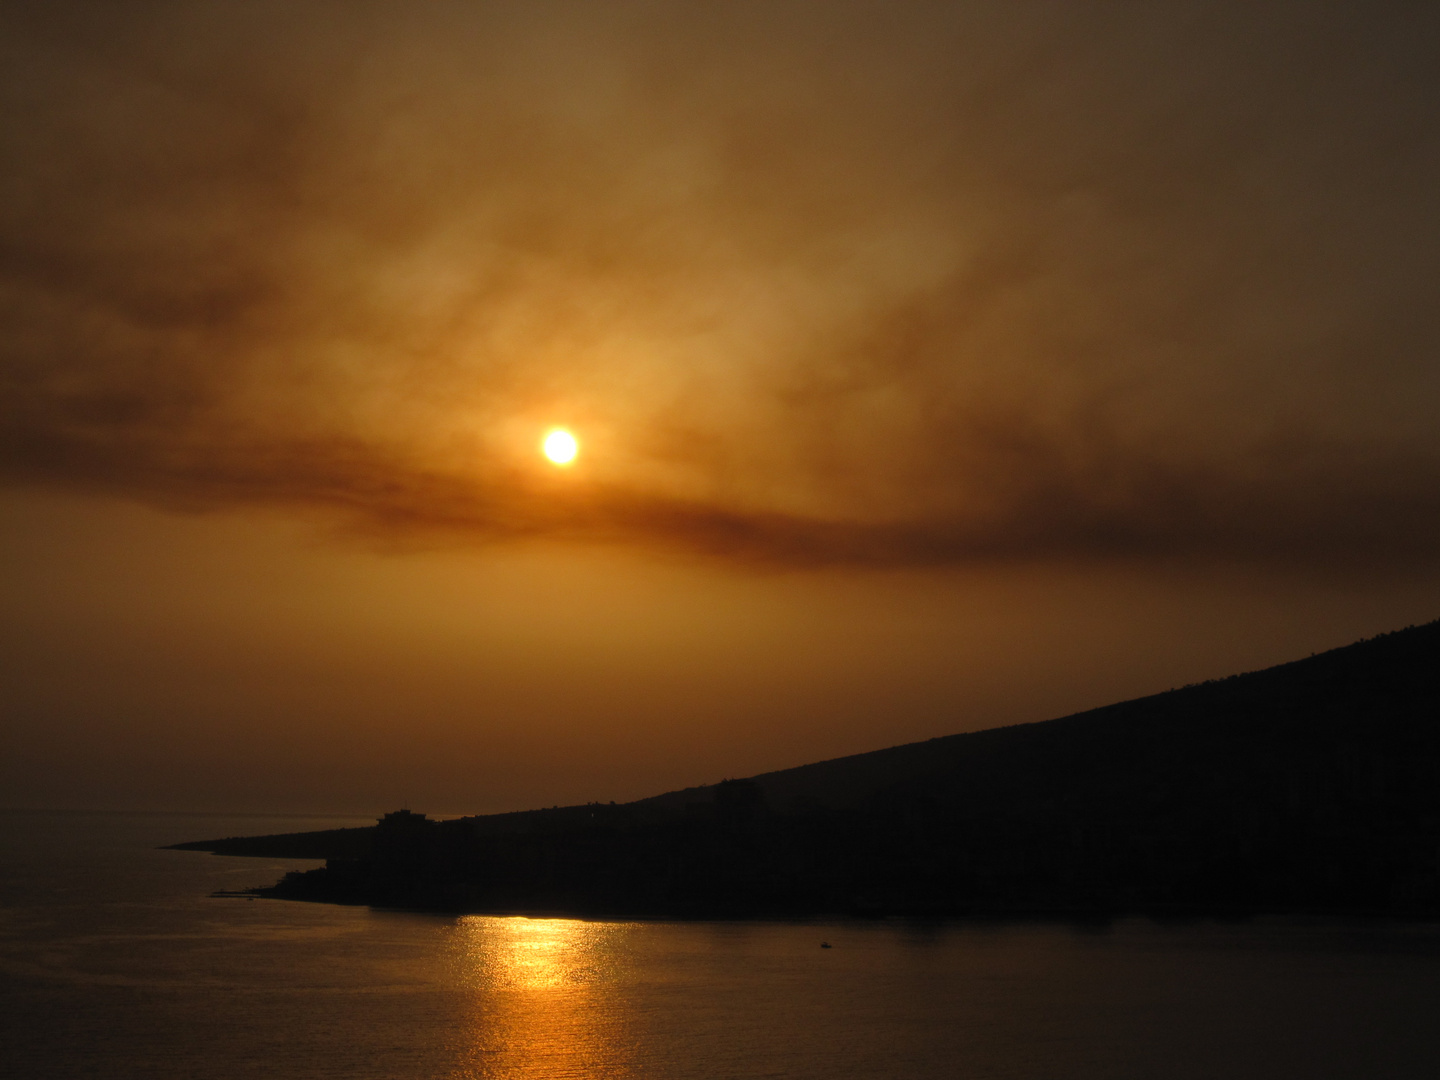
(171, 618, 1440, 919)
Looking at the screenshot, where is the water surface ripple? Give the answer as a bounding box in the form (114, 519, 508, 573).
(5, 810, 1440, 1078)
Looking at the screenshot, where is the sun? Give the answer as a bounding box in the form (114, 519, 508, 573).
(542, 428, 579, 466)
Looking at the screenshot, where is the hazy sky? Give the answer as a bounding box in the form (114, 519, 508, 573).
(3, 1, 1439, 813)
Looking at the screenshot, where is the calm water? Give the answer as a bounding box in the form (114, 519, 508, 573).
(5, 810, 1440, 1078)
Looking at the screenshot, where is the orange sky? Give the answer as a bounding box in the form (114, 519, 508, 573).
(3, 2, 1439, 812)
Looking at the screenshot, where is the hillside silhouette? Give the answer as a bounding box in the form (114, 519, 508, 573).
(173, 619, 1440, 918)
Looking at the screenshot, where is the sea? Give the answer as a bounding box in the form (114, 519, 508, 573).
(5, 809, 1440, 1079)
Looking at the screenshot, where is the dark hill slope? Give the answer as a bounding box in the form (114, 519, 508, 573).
(175, 619, 1440, 917)
(646, 618, 1440, 817)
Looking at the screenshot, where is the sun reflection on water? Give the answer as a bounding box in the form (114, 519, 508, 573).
(445, 916, 639, 1079)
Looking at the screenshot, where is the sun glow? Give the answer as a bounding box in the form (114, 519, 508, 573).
(542, 428, 579, 466)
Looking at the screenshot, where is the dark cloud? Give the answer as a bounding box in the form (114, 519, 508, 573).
(3, 0, 1439, 568)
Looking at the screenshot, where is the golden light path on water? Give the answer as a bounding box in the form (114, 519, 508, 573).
(445, 917, 638, 1078)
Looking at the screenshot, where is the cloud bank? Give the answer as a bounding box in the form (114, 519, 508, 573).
(3, 0, 1439, 567)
